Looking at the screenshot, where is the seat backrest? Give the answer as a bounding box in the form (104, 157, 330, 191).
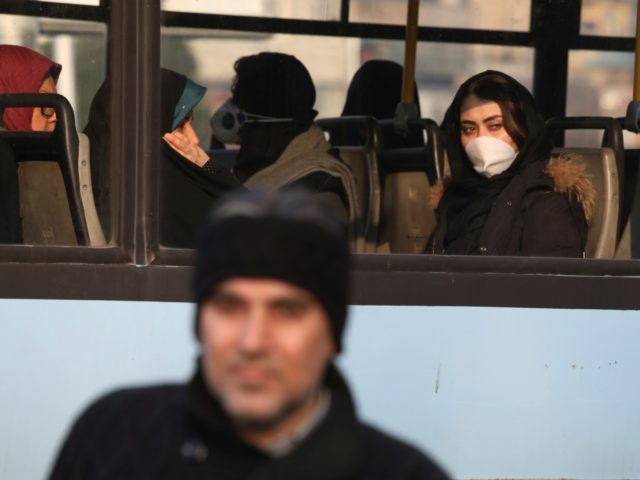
(334, 146, 381, 252)
(379, 171, 436, 253)
(551, 147, 619, 258)
(0, 93, 89, 245)
(18, 161, 77, 244)
(377, 118, 443, 253)
(317, 116, 381, 253)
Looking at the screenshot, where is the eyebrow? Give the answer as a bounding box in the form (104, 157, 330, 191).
(460, 114, 503, 125)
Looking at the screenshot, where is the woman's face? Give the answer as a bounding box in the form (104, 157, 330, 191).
(459, 94, 518, 151)
(31, 75, 57, 132)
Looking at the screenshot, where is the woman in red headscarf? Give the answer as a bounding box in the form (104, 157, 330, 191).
(0, 44, 62, 131)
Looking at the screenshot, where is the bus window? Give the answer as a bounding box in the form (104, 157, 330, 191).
(567, 50, 637, 148)
(0, 13, 108, 246)
(350, 0, 530, 32)
(161, 0, 342, 20)
(581, 0, 637, 37)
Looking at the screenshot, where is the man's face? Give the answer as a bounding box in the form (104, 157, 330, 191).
(199, 278, 336, 429)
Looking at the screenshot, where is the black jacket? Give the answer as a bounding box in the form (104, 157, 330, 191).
(429, 156, 592, 256)
(49, 366, 449, 480)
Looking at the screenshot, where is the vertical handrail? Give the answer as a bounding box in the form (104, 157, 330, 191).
(634, 1, 640, 101)
(110, 0, 161, 265)
(401, 0, 420, 105)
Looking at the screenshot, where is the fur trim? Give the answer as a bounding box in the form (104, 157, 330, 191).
(545, 155, 596, 223)
(428, 180, 444, 210)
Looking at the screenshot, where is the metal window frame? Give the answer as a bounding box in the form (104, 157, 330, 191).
(1, 0, 640, 309)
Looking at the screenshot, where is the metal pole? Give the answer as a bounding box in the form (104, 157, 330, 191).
(401, 0, 419, 104)
(634, 1, 640, 100)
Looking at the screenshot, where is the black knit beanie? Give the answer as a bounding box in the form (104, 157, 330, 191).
(194, 189, 350, 351)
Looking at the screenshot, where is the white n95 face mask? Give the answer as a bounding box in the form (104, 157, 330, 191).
(210, 99, 293, 145)
(464, 136, 518, 178)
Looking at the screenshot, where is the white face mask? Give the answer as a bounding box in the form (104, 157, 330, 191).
(464, 136, 518, 178)
(209, 99, 293, 145)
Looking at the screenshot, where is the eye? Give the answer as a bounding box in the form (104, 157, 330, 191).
(488, 123, 504, 131)
(461, 125, 476, 135)
(273, 300, 308, 320)
(206, 294, 244, 316)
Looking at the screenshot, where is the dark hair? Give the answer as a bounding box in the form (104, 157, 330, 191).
(455, 72, 528, 149)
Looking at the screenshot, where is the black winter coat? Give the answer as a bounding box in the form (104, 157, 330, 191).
(49, 366, 449, 480)
(429, 157, 591, 256)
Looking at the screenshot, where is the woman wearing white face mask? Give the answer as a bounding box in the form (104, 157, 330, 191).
(427, 70, 594, 256)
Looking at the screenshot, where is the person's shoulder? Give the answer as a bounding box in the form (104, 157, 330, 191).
(76, 383, 186, 432)
(359, 423, 450, 480)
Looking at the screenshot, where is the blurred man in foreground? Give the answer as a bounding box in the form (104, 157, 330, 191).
(49, 189, 448, 479)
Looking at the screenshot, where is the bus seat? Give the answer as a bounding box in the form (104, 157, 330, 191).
(78, 133, 107, 245)
(379, 171, 436, 253)
(18, 161, 77, 244)
(377, 118, 444, 253)
(547, 116, 624, 241)
(551, 147, 619, 259)
(0, 93, 89, 245)
(317, 116, 381, 253)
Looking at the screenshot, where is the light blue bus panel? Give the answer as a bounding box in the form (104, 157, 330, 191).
(0, 300, 638, 479)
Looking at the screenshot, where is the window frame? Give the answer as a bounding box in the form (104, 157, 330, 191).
(0, 0, 639, 309)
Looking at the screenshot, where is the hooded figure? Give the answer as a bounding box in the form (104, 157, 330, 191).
(340, 59, 423, 149)
(84, 68, 241, 246)
(0, 44, 61, 131)
(220, 52, 360, 249)
(427, 70, 593, 256)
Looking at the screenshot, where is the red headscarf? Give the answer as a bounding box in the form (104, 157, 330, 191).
(0, 45, 62, 131)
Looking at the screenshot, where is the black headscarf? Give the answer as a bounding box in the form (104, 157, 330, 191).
(231, 52, 317, 181)
(83, 78, 111, 237)
(84, 68, 242, 247)
(158, 69, 242, 247)
(341, 60, 423, 149)
(435, 70, 553, 254)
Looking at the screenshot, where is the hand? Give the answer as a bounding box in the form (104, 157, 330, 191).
(163, 131, 210, 167)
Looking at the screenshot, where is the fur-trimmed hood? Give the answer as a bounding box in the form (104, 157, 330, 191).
(429, 155, 596, 223)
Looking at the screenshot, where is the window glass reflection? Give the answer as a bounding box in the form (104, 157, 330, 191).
(580, 0, 637, 37)
(161, 0, 341, 21)
(350, 0, 530, 32)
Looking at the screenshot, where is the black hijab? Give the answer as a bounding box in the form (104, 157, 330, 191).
(84, 78, 112, 238)
(84, 69, 242, 247)
(341, 60, 423, 149)
(435, 70, 553, 254)
(231, 52, 317, 181)
(158, 69, 242, 247)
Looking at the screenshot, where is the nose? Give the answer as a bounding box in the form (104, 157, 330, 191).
(238, 309, 269, 355)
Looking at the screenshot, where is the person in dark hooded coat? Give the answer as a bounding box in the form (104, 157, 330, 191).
(209, 52, 361, 250)
(427, 70, 593, 256)
(84, 68, 241, 246)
